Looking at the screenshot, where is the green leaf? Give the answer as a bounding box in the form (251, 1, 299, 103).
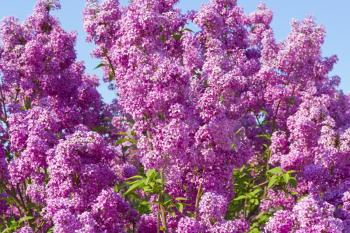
(172, 33, 182, 41)
(283, 173, 291, 184)
(291, 191, 299, 196)
(146, 169, 156, 178)
(116, 137, 136, 145)
(154, 177, 162, 183)
(163, 199, 173, 207)
(117, 131, 128, 136)
(144, 175, 151, 185)
(143, 186, 154, 193)
(116, 138, 129, 145)
(257, 134, 271, 141)
(114, 184, 121, 193)
(268, 176, 278, 188)
(176, 202, 184, 213)
(289, 177, 297, 187)
(126, 175, 144, 181)
(137, 200, 151, 214)
(94, 63, 106, 70)
(248, 228, 260, 233)
(250, 188, 262, 196)
(267, 167, 283, 175)
(126, 180, 141, 186)
(183, 28, 193, 32)
(128, 138, 137, 144)
(125, 180, 145, 195)
(234, 195, 247, 201)
(18, 216, 33, 224)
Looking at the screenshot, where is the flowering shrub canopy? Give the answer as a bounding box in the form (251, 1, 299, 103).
(0, 0, 349, 232)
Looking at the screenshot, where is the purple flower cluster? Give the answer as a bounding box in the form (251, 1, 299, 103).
(0, 0, 134, 232)
(265, 196, 344, 233)
(0, 0, 350, 232)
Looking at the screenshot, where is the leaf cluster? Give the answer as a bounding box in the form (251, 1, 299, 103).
(1, 216, 33, 233)
(122, 169, 187, 217)
(227, 164, 297, 232)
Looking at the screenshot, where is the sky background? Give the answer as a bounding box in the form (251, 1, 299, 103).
(1, 0, 349, 103)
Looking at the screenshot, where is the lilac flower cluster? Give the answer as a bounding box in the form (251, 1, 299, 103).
(0, 0, 134, 232)
(83, 0, 350, 231)
(265, 196, 344, 232)
(0, 0, 349, 232)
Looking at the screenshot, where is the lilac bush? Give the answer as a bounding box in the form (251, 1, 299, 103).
(0, 0, 349, 232)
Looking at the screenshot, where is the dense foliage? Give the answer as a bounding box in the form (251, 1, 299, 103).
(0, 0, 349, 232)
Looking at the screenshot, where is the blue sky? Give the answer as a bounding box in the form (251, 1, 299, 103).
(1, 0, 350, 103)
